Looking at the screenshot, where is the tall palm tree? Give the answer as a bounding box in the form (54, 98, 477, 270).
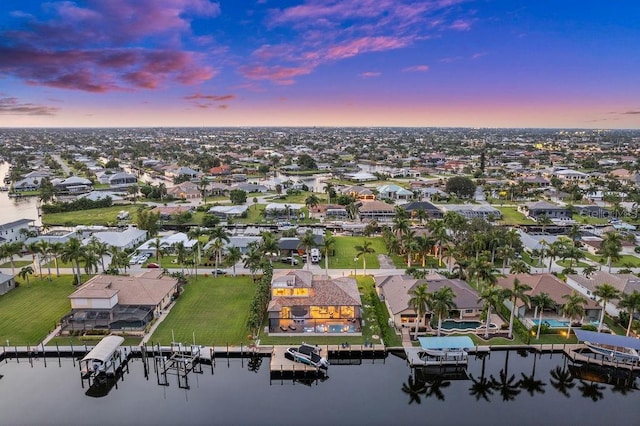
(209, 225, 230, 268)
(187, 226, 207, 264)
(600, 231, 623, 272)
(48, 241, 64, 277)
(593, 283, 621, 332)
(531, 292, 555, 339)
(427, 220, 449, 266)
(415, 235, 435, 268)
(504, 278, 532, 339)
(298, 229, 317, 271)
(323, 182, 335, 204)
(61, 238, 84, 285)
(88, 238, 109, 273)
(562, 291, 587, 339)
(108, 245, 126, 274)
(207, 238, 225, 277)
(26, 241, 43, 279)
(546, 240, 563, 272)
(304, 194, 320, 211)
(478, 285, 505, 339)
(19, 265, 34, 287)
(408, 283, 430, 340)
(582, 264, 598, 279)
(617, 290, 640, 336)
(259, 231, 279, 263)
(354, 240, 375, 276)
(173, 241, 188, 276)
(319, 232, 336, 276)
(4, 242, 23, 276)
(401, 229, 418, 267)
(509, 260, 530, 274)
(224, 246, 243, 276)
(536, 214, 552, 234)
(149, 237, 168, 262)
(428, 286, 457, 336)
(36, 240, 52, 280)
(243, 244, 264, 279)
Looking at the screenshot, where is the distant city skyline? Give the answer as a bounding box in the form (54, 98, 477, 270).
(0, 0, 639, 129)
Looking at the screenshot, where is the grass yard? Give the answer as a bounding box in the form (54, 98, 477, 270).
(329, 236, 385, 269)
(572, 214, 609, 225)
(556, 260, 590, 268)
(584, 252, 640, 267)
(0, 275, 76, 345)
(0, 260, 32, 268)
(149, 275, 256, 345)
(495, 206, 536, 225)
(43, 204, 142, 226)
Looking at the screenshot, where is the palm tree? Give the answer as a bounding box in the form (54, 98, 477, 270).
(319, 232, 336, 276)
(187, 226, 207, 264)
(427, 220, 449, 266)
(26, 241, 42, 279)
(19, 265, 34, 287)
(593, 283, 621, 332)
(531, 292, 555, 339)
(4, 242, 23, 276)
(323, 182, 335, 204)
(562, 291, 587, 339)
(149, 237, 167, 262)
(546, 240, 563, 272)
(298, 229, 317, 271)
(509, 260, 530, 274)
(304, 194, 320, 212)
(428, 286, 457, 336)
(173, 241, 188, 275)
(582, 264, 598, 279)
(600, 231, 623, 272)
(519, 354, 546, 397)
(504, 278, 532, 339)
(88, 238, 109, 273)
(108, 246, 126, 274)
(209, 226, 230, 269)
(259, 231, 279, 263)
(36, 240, 52, 280)
(617, 290, 640, 336)
(206, 238, 225, 277)
(48, 241, 64, 277)
(478, 285, 505, 339)
(61, 238, 84, 285)
(354, 240, 375, 276)
(490, 355, 521, 401)
(408, 283, 430, 340)
(224, 246, 243, 276)
(536, 214, 552, 234)
(400, 229, 418, 267)
(415, 235, 435, 268)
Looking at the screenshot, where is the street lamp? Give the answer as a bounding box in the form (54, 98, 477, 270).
(353, 257, 358, 277)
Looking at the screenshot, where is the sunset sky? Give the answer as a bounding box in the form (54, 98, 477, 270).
(0, 0, 639, 128)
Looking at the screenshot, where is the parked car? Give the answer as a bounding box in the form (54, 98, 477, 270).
(280, 257, 299, 265)
(213, 269, 227, 275)
(146, 262, 160, 268)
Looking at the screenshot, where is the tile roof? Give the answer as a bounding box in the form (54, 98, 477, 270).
(497, 273, 599, 309)
(567, 271, 640, 295)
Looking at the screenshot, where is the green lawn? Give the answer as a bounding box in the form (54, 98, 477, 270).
(556, 260, 590, 268)
(0, 260, 32, 268)
(572, 214, 609, 225)
(43, 204, 142, 226)
(149, 275, 256, 345)
(495, 206, 536, 225)
(584, 252, 640, 267)
(0, 275, 76, 346)
(329, 236, 385, 269)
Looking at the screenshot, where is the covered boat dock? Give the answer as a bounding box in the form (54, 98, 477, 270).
(81, 335, 126, 377)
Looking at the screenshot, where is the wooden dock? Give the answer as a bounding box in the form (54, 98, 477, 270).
(563, 345, 640, 372)
(269, 346, 323, 373)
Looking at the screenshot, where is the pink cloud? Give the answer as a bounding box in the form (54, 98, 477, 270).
(0, 1, 219, 92)
(359, 72, 381, 78)
(185, 94, 235, 102)
(403, 65, 430, 72)
(239, 65, 312, 84)
(326, 36, 410, 60)
(0, 96, 60, 115)
(449, 19, 472, 31)
(471, 52, 487, 59)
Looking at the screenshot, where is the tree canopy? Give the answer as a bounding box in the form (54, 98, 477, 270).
(445, 176, 476, 198)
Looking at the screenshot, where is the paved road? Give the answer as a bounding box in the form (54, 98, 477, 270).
(51, 154, 72, 177)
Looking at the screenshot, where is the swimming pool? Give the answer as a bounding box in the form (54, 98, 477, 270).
(532, 319, 598, 328)
(327, 324, 357, 333)
(441, 320, 483, 330)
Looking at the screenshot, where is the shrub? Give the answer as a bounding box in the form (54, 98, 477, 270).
(581, 324, 598, 331)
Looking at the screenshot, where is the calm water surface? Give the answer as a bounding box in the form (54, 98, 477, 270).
(0, 351, 637, 426)
(0, 162, 40, 226)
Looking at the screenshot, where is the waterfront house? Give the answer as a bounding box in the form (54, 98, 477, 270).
(377, 184, 414, 201)
(167, 181, 200, 199)
(357, 200, 396, 222)
(266, 270, 362, 335)
(520, 201, 572, 220)
(496, 274, 601, 322)
(84, 226, 148, 250)
(566, 271, 640, 316)
(0, 219, 36, 245)
(62, 270, 179, 331)
(0, 272, 16, 295)
(375, 273, 482, 330)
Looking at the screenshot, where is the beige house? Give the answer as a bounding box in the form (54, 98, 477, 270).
(566, 271, 640, 316)
(267, 270, 362, 335)
(62, 271, 179, 331)
(375, 273, 482, 330)
(496, 274, 602, 321)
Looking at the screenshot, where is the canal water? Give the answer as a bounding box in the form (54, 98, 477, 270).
(0, 350, 637, 425)
(0, 162, 40, 226)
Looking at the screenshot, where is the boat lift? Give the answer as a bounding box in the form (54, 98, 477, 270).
(154, 342, 203, 389)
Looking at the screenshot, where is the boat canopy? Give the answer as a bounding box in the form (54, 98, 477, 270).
(574, 329, 640, 351)
(418, 336, 474, 350)
(81, 335, 125, 363)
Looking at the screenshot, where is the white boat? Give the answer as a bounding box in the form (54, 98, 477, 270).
(575, 329, 640, 363)
(584, 341, 640, 362)
(286, 343, 329, 369)
(406, 336, 475, 367)
(80, 335, 126, 376)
